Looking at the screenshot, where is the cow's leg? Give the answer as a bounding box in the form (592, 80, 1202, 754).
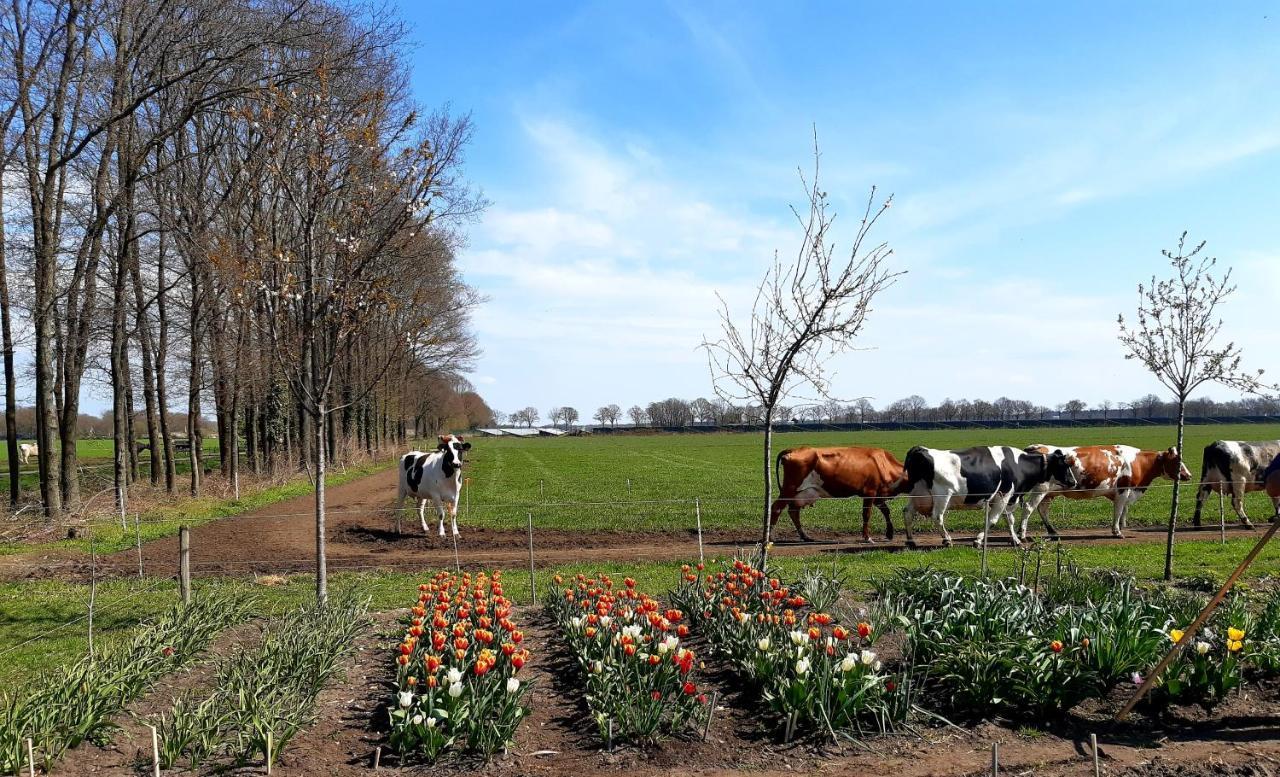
(1036, 495, 1059, 538)
(446, 498, 459, 536)
(1193, 482, 1210, 527)
(1232, 478, 1253, 528)
(860, 499, 873, 542)
(878, 498, 895, 541)
(394, 490, 406, 535)
(434, 497, 448, 536)
(768, 497, 787, 534)
(931, 493, 952, 547)
(902, 501, 916, 548)
(1001, 496, 1021, 547)
(418, 498, 430, 534)
(1111, 493, 1126, 538)
(787, 499, 812, 543)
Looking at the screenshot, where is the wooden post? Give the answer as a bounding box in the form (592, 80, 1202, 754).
(266, 730, 272, 774)
(373, 745, 382, 769)
(26, 737, 35, 777)
(1116, 513, 1280, 720)
(526, 512, 536, 605)
(695, 498, 704, 564)
(606, 717, 614, 753)
(147, 723, 160, 777)
(990, 742, 999, 777)
(1090, 732, 1100, 777)
(179, 525, 191, 605)
(1220, 492, 1227, 545)
(135, 513, 144, 578)
(701, 690, 718, 741)
(88, 528, 97, 660)
(626, 478, 631, 495)
(980, 521, 989, 577)
(539, 479, 544, 500)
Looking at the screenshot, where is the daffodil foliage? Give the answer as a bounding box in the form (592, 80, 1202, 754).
(672, 557, 906, 739)
(390, 571, 531, 762)
(545, 573, 709, 745)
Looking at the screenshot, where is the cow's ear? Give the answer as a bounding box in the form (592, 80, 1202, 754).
(438, 435, 449, 444)
(461, 442, 472, 451)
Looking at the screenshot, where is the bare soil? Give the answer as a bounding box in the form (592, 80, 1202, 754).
(0, 468, 1267, 582)
(53, 604, 1280, 777)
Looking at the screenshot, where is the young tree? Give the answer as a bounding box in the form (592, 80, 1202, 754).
(560, 406, 579, 429)
(627, 405, 648, 426)
(593, 404, 620, 426)
(703, 139, 901, 563)
(1118, 232, 1272, 581)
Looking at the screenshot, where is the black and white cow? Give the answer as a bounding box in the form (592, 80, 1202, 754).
(395, 434, 472, 536)
(1193, 439, 1280, 528)
(901, 445, 1078, 547)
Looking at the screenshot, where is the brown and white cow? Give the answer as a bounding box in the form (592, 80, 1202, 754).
(1020, 444, 1190, 539)
(769, 446, 908, 542)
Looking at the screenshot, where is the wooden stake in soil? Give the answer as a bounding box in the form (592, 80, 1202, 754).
(373, 745, 382, 769)
(135, 513, 144, 578)
(606, 718, 614, 753)
(1090, 732, 1100, 777)
(990, 742, 998, 777)
(695, 498, 704, 564)
(980, 520, 989, 577)
(1220, 492, 1227, 545)
(26, 737, 34, 777)
(179, 525, 191, 605)
(266, 730, 272, 774)
(526, 512, 537, 605)
(1116, 512, 1280, 720)
(701, 690, 719, 741)
(146, 723, 159, 777)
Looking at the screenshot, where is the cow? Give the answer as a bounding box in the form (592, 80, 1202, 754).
(18, 443, 38, 465)
(769, 446, 908, 543)
(1019, 445, 1190, 539)
(395, 434, 472, 536)
(1192, 440, 1280, 529)
(901, 445, 1078, 548)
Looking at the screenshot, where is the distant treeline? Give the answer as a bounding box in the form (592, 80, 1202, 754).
(538, 393, 1280, 430)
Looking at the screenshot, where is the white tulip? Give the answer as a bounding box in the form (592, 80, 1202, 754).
(398, 691, 413, 708)
(426, 717, 437, 729)
(757, 637, 771, 651)
(506, 677, 521, 694)
(790, 630, 806, 646)
(795, 657, 810, 676)
(412, 714, 424, 725)
(860, 649, 878, 667)
(1196, 641, 1210, 656)
(447, 667, 463, 685)
(840, 653, 857, 673)
(448, 682, 463, 698)
(592, 660, 603, 674)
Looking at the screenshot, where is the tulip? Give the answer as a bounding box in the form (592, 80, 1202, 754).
(683, 681, 697, 695)
(426, 716, 437, 729)
(1195, 641, 1210, 655)
(447, 667, 463, 685)
(856, 622, 873, 639)
(860, 649, 877, 666)
(448, 682, 463, 698)
(1170, 628, 1185, 644)
(412, 713, 424, 725)
(757, 637, 771, 651)
(398, 691, 413, 708)
(795, 657, 810, 676)
(1228, 627, 1246, 642)
(506, 677, 521, 694)
(840, 653, 857, 673)
(1049, 640, 1063, 654)
(789, 630, 806, 646)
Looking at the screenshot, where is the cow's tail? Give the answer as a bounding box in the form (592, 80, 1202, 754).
(903, 445, 934, 490)
(775, 448, 792, 491)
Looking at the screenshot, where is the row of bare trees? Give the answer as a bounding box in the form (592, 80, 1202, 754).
(2, 0, 485, 596)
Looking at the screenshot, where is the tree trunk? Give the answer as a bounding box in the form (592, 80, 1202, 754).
(760, 408, 774, 568)
(314, 400, 328, 604)
(188, 268, 202, 497)
(1165, 400, 1188, 582)
(0, 174, 19, 506)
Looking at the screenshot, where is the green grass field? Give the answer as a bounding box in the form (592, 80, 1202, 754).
(0, 437, 224, 495)
(5, 533, 1280, 686)
(458, 424, 1280, 536)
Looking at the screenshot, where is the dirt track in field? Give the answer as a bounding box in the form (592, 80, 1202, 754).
(0, 466, 1271, 581)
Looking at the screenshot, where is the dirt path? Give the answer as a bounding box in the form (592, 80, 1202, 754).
(0, 467, 1270, 582)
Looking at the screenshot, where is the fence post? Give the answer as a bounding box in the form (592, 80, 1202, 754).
(147, 723, 160, 777)
(88, 527, 97, 660)
(990, 742, 998, 777)
(526, 512, 536, 605)
(980, 521, 989, 577)
(179, 525, 191, 605)
(695, 498, 704, 565)
(135, 513, 144, 579)
(1090, 732, 1100, 777)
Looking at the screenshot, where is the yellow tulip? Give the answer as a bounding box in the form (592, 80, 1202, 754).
(1228, 639, 1243, 653)
(1228, 627, 1245, 642)
(1169, 628, 1185, 644)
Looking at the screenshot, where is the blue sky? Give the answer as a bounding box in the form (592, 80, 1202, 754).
(401, 2, 1280, 418)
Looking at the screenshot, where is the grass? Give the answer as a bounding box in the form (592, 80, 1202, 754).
(0, 458, 393, 557)
(459, 424, 1280, 535)
(5, 530, 1280, 686)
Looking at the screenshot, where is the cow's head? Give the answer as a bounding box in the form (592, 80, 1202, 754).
(437, 434, 471, 470)
(1158, 446, 1192, 482)
(1047, 450, 1079, 490)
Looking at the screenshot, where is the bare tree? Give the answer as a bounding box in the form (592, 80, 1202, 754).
(1118, 232, 1272, 581)
(593, 404, 620, 426)
(702, 138, 902, 563)
(626, 405, 647, 426)
(1060, 399, 1087, 419)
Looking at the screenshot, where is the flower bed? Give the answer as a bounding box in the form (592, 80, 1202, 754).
(389, 570, 531, 763)
(671, 558, 904, 739)
(544, 573, 709, 746)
